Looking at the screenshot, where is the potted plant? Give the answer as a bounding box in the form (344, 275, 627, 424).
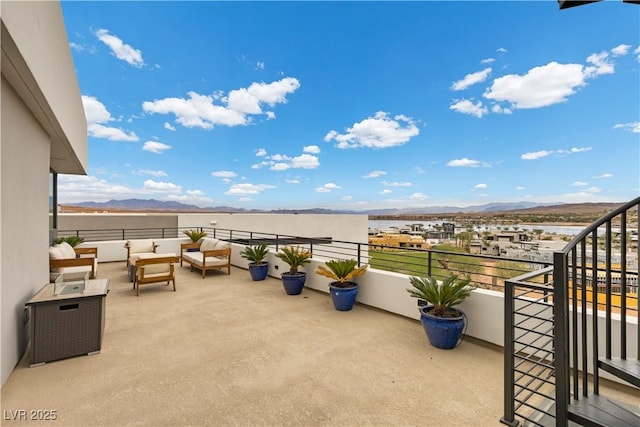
(275, 246, 312, 295)
(315, 259, 367, 311)
(183, 229, 207, 252)
(406, 274, 475, 350)
(183, 229, 207, 242)
(53, 235, 85, 247)
(240, 243, 270, 281)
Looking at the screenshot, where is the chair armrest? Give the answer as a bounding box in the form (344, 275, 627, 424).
(75, 247, 98, 257)
(152, 243, 159, 253)
(135, 255, 180, 267)
(202, 248, 231, 258)
(50, 257, 96, 279)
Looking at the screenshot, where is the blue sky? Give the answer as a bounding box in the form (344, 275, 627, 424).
(59, 1, 639, 210)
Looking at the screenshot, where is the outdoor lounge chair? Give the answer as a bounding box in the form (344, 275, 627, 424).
(181, 237, 231, 278)
(132, 254, 180, 296)
(124, 239, 159, 267)
(49, 241, 98, 279)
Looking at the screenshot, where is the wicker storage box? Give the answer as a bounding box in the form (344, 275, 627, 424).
(26, 279, 109, 366)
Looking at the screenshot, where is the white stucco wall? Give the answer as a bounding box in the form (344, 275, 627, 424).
(1, 78, 51, 386)
(1, 1, 87, 386)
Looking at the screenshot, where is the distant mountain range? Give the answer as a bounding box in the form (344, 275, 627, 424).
(61, 198, 562, 214)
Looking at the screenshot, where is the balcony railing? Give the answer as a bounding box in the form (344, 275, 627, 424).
(502, 196, 639, 426)
(57, 226, 553, 292)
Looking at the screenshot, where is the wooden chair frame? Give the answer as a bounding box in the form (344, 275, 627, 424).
(180, 242, 231, 278)
(133, 255, 180, 296)
(50, 247, 98, 279)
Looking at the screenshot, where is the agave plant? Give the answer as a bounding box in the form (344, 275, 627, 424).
(275, 246, 312, 274)
(315, 259, 367, 288)
(183, 229, 208, 242)
(406, 275, 475, 317)
(240, 243, 269, 265)
(53, 235, 85, 247)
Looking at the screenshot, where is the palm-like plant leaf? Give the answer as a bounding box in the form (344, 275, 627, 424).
(183, 229, 207, 242)
(315, 259, 367, 285)
(240, 243, 269, 264)
(407, 274, 474, 317)
(275, 246, 312, 273)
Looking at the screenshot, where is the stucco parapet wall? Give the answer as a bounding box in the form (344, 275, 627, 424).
(1, 1, 87, 174)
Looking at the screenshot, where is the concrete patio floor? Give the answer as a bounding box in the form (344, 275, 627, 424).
(1, 261, 505, 426)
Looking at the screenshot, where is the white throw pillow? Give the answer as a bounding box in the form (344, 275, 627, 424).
(200, 238, 218, 252)
(128, 239, 155, 253)
(55, 242, 76, 259)
(49, 246, 63, 260)
(214, 241, 231, 250)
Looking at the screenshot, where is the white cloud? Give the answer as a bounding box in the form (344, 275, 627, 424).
(474, 183, 488, 189)
(522, 147, 591, 160)
(383, 181, 412, 187)
(635, 46, 640, 61)
(82, 95, 139, 141)
(142, 77, 300, 130)
(133, 169, 167, 177)
(409, 192, 428, 200)
(289, 154, 320, 169)
(447, 158, 482, 167)
(57, 174, 139, 203)
(225, 183, 276, 196)
(613, 122, 640, 133)
(449, 99, 488, 118)
(255, 148, 267, 156)
(256, 61, 265, 70)
(521, 150, 553, 160)
(315, 183, 341, 192)
(484, 62, 586, 109)
(143, 141, 171, 154)
(143, 179, 181, 193)
(363, 170, 387, 178)
(212, 170, 238, 178)
(303, 145, 320, 154)
(572, 181, 588, 187)
(497, 48, 507, 54)
(166, 190, 213, 206)
(451, 68, 492, 91)
(164, 122, 176, 131)
(480, 58, 495, 64)
(611, 44, 631, 56)
(584, 51, 615, 77)
(516, 186, 525, 190)
(285, 179, 300, 184)
(414, 166, 425, 174)
(324, 111, 419, 149)
(593, 173, 613, 179)
(95, 29, 144, 67)
(380, 189, 392, 194)
(585, 186, 601, 193)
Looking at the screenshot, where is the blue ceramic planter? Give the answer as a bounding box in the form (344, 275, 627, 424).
(419, 306, 466, 350)
(329, 282, 358, 311)
(281, 272, 306, 295)
(248, 263, 268, 281)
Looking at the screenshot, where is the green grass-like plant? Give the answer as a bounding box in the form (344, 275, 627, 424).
(183, 229, 208, 242)
(406, 275, 475, 317)
(275, 246, 312, 274)
(240, 243, 269, 265)
(53, 235, 85, 247)
(315, 259, 367, 288)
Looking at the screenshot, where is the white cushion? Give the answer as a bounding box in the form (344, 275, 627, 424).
(182, 252, 227, 268)
(135, 253, 176, 275)
(214, 241, 231, 250)
(49, 246, 64, 260)
(127, 239, 155, 254)
(199, 238, 219, 252)
(55, 242, 76, 259)
(56, 266, 92, 275)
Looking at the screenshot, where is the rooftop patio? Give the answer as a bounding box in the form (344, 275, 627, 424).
(1, 261, 506, 426)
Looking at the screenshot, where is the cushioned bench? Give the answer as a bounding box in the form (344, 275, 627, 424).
(49, 242, 98, 279)
(181, 238, 231, 278)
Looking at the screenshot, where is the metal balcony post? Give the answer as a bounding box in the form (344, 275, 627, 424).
(553, 251, 569, 426)
(500, 279, 518, 426)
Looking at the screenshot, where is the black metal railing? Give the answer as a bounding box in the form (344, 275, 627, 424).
(553, 196, 639, 426)
(503, 197, 639, 427)
(502, 267, 556, 426)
